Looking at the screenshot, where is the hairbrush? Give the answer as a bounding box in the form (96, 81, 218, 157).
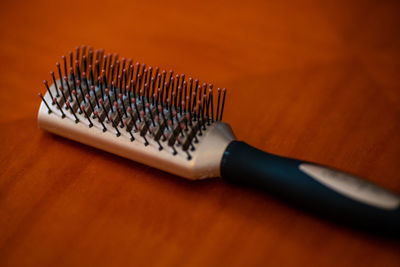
(38, 46, 400, 235)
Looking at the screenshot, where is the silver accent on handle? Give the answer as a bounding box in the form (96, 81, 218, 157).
(299, 163, 400, 210)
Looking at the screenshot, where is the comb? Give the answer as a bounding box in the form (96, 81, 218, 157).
(38, 46, 400, 236)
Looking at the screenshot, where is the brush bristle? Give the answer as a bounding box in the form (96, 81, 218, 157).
(39, 45, 227, 160)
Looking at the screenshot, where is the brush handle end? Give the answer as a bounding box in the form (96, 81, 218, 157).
(221, 141, 400, 235)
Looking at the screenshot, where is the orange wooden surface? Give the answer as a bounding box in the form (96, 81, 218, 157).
(1, 0, 400, 266)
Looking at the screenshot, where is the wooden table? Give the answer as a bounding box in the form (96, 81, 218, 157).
(0, 0, 399, 266)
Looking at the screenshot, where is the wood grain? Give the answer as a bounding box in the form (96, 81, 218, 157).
(0, 0, 400, 266)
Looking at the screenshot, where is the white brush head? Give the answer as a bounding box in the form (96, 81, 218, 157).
(38, 47, 233, 179)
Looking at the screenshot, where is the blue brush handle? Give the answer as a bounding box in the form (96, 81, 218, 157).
(220, 141, 400, 235)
